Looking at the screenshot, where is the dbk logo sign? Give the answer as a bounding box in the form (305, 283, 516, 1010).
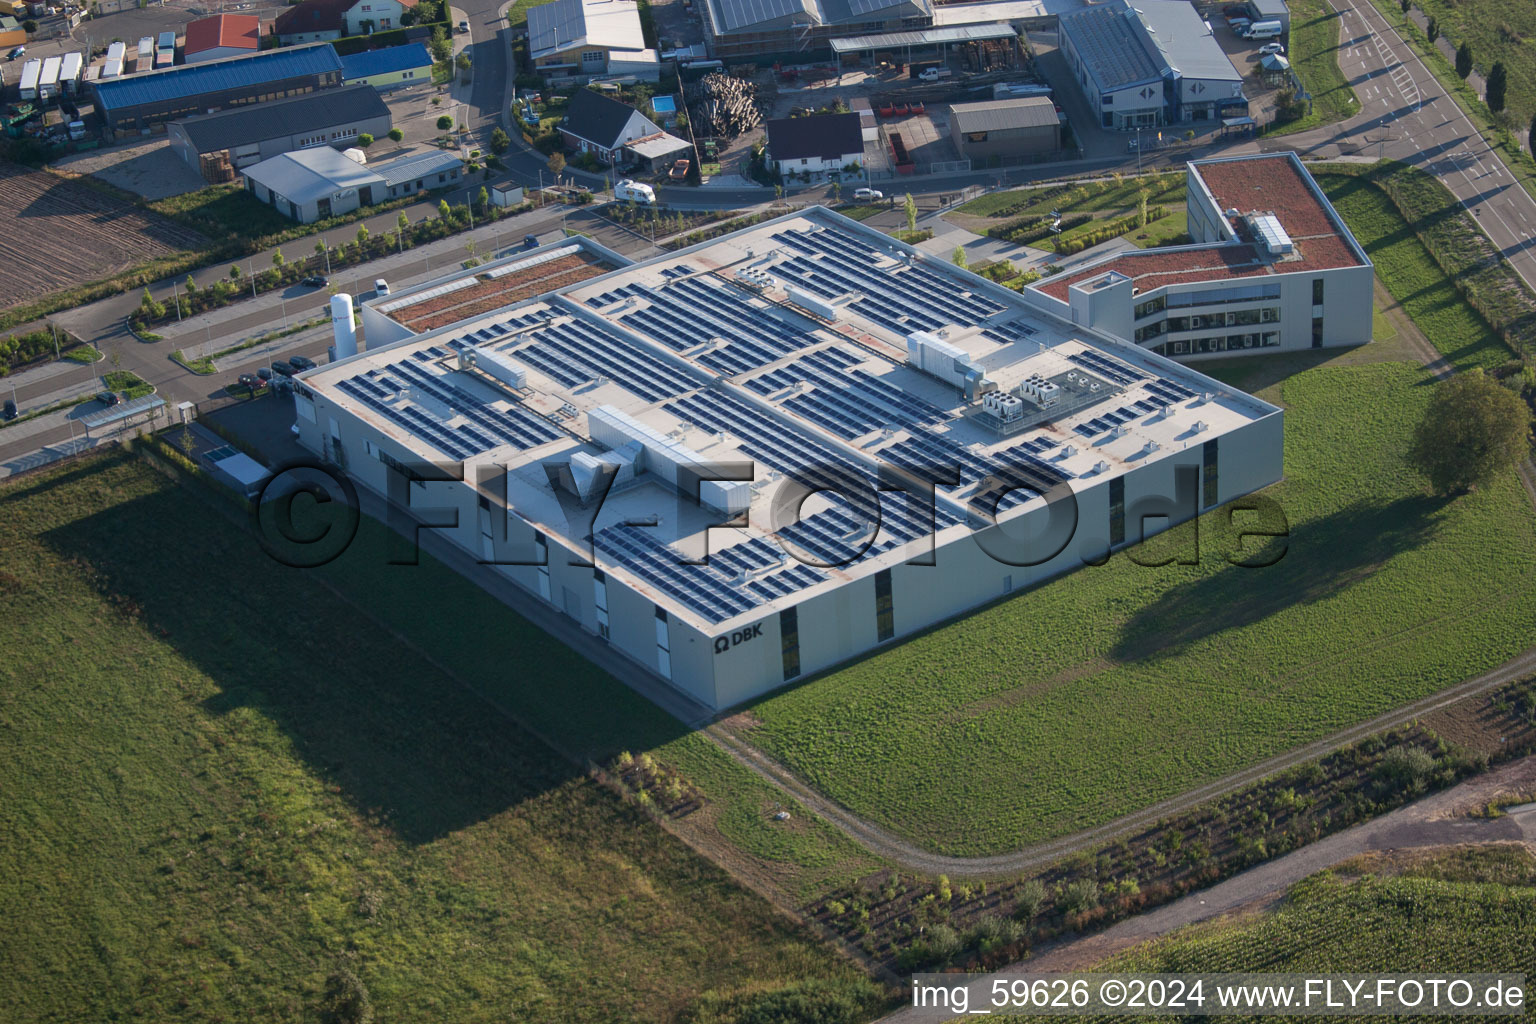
(713, 623, 763, 654)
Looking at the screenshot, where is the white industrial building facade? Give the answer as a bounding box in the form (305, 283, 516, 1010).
(1058, 0, 1247, 128)
(292, 209, 1282, 711)
(1030, 154, 1374, 360)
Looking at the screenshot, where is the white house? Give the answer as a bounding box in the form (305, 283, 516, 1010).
(765, 112, 863, 178)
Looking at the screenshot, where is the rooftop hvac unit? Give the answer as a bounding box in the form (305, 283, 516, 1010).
(1094, 460, 1110, 474)
(982, 391, 1024, 423)
(735, 266, 774, 292)
(785, 285, 838, 322)
(906, 330, 990, 394)
(460, 346, 528, 390)
(1191, 420, 1208, 434)
(1018, 374, 1061, 408)
(588, 405, 750, 516)
(1060, 444, 1076, 458)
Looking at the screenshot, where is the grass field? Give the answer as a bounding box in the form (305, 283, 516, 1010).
(1266, 0, 1360, 135)
(956, 174, 1184, 220)
(0, 452, 878, 1023)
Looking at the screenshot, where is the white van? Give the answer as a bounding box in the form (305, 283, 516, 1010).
(1244, 19, 1283, 39)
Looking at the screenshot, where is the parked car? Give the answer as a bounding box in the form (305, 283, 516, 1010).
(287, 354, 317, 372)
(1258, 41, 1287, 54)
(669, 158, 690, 179)
(374, 278, 391, 296)
(3, 399, 16, 420)
(523, 234, 540, 250)
(7, 46, 25, 61)
(270, 360, 296, 378)
(302, 274, 328, 287)
(237, 372, 266, 393)
(256, 367, 273, 382)
(853, 187, 883, 201)
(97, 391, 120, 406)
(457, 19, 469, 32)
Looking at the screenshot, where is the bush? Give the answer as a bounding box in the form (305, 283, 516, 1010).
(1013, 878, 1046, 920)
(318, 967, 373, 1024)
(1376, 745, 1437, 790)
(1061, 879, 1101, 915)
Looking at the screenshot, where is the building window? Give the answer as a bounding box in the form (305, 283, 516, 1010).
(581, 49, 604, 63)
(1109, 476, 1125, 547)
(1202, 438, 1219, 509)
(780, 607, 800, 681)
(1312, 278, 1325, 305)
(654, 606, 671, 679)
(1311, 315, 1324, 348)
(593, 570, 609, 640)
(1134, 295, 1166, 319)
(874, 569, 894, 642)
(535, 533, 551, 600)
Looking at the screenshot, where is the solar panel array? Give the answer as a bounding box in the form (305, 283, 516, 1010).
(748, 351, 951, 442)
(386, 359, 563, 450)
(1068, 349, 1146, 386)
(772, 228, 1006, 335)
(607, 276, 820, 376)
(506, 316, 697, 402)
(1146, 376, 1197, 403)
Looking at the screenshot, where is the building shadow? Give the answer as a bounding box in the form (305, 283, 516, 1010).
(1110, 494, 1447, 663)
(40, 476, 678, 845)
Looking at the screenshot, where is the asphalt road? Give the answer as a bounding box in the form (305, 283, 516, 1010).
(1257, 0, 1536, 290)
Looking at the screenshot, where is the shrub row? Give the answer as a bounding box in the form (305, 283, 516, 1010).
(1053, 206, 1168, 256)
(0, 326, 84, 376)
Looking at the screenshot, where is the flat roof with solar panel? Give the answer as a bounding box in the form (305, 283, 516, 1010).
(298, 207, 1283, 708)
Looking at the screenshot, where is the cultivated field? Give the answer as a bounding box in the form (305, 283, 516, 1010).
(0, 162, 207, 305)
(1070, 847, 1536, 1001)
(0, 452, 877, 1024)
(738, 169, 1536, 858)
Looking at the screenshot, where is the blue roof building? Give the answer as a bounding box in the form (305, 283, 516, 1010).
(339, 43, 434, 90)
(90, 43, 345, 136)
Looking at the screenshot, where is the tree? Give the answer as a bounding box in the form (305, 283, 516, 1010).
(397, 211, 410, 234)
(272, 248, 285, 267)
(387, 127, 404, 149)
(903, 192, 917, 234)
(1455, 41, 1472, 79)
(951, 245, 967, 269)
(489, 126, 510, 154)
(547, 150, 566, 177)
(436, 114, 454, 131)
(1137, 189, 1149, 228)
(1486, 61, 1508, 112)
(229, 265, 241, 281)
(22, 18, 37, 33)
(315, 238, 327, 257)
(355, 224, 369, 245)
(183, 274, 197, 293)
(319, 967, 374, 1024)
(1408, 370, 1531, 495)
(477, 185, 489, 210)
(1425, 16, 1437, 44)
(357, 133, 374, 149)
(439, 198, 452, 221)
(429, 25, 451, 63)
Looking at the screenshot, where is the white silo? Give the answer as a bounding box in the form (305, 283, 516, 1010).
(330, 293, 358, 359)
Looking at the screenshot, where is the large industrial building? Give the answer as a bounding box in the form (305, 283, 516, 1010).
(291, 208, 1282, 710)
(1028, 153, 1373, 360)
(1057, 0, 1246, 128)
(89, 43, 344, 138)
(167, 83, 391, 179)
(241, 145, 464, 222)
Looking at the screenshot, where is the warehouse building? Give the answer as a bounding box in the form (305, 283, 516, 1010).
(182, 14, 262, 64)
(90, 43, 344, 138)
(1027, 153, 1373, 359)
(1058, 0, 1246, 129)
(949, 96, 1061, 162)
(339, 43, 434, 90)
(291, 207, 1283, 711)
(168, 83, 391, 179)
(528, 0, 661, 82)
(241, 145, 463, 222)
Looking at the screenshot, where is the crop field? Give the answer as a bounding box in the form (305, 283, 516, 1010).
(743, 358, 1536, 857)
(0, 452, 875, 1024)
(0, 162, 207, 306)
(989, 847, 1536, 1020)
(1267, 0, 1359, 135)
